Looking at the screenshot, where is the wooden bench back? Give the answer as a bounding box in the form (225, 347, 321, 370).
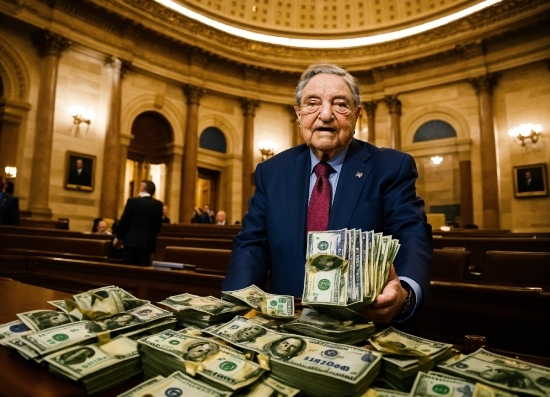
(163, 246, 231, 274)
(154, 236, 233, 261)
(431, 249, 471, 281)
(483, 250, 550, 289)
(0, 234, 111, 258)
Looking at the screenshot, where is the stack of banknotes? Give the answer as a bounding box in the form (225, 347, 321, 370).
(282, 307, 375, 345)
(0, 286, 176, 363)
(222, 284, 295, 318)
(368, 327, 455, 390)
(45, 336, 141, 395)
(158, 293, 251, 328)
(203, 315, 382, 397)
(138, 329, 265, 392)
(302, 229, 400, 317)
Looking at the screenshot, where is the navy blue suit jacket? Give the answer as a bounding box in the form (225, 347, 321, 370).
(116, 196, 163, 252)
(223, 139, 432, 305)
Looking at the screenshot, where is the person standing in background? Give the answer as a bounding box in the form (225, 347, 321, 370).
(161, 205, 171, 224)
(192, 204, 214, 224)
(114, 180, 163, 266)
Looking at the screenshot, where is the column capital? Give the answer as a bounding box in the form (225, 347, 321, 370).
(242, 65, 264, 83)
(469, 74, 499, 96)
(384, 95, 401, 115)
(455, 39, 485, 59)
(105, 56, 132, 78)
(183, 84, 206, 105)
(31, 30, 71, 58)
(187, 47, 212, 69)
(362, 101, 378, 117)
(240, 98, 259, 117)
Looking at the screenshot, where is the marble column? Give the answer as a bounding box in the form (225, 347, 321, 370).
(286, 105, 301, 147)
(470, 74, 500, 229)
(459, 160, 474, 227)
(100, 56, 123, 220)
(117, 133, 132, 216)
(240, 98, 259, 217)
(384, 96, 402, 150)
(28, 31, 70, 219)
(362, 101, 378, 144)
(0, 99, 31, 185)
(180, 85, 204, 223)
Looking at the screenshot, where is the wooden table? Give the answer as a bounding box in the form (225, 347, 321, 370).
(0, 278, 140, 397)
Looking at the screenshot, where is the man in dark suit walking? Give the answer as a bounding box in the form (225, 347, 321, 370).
(223, 64, 432, 327)
(113, 180, 163, 266)
(0, 176, 19, 225)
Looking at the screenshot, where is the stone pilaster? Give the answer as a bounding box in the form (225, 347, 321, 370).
(240, 98, 259, 217)
(384, 96, 402, 150)
(362, 101, 378, 144)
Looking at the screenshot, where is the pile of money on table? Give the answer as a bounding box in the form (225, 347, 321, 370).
(302, 228, 400, 317)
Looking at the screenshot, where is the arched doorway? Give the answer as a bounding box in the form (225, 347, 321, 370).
(126, 111, 174, 203)
(196, 127, 227, 215)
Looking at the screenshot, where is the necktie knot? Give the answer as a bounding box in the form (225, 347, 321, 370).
(314, 162, 333, 178)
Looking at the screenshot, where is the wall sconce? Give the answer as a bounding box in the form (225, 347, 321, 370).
(68, 106, 95, 127)
(431, 156, 443, 165)
(508, 123, 542, 146)
(258, 140, 278, 161)
(5, 166, 17, 178)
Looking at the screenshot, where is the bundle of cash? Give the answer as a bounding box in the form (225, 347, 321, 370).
(409, 371, 476, 397)
(0, 319, 34, 345)
(159, 293, 250, 328)
(368, 327, 454, 391)
(302, 229, 399, 317)
(138, 329, 265, 392)
(363, 387, 410, 397)
(222, 285, 296, 318)
(44, 336, 141, 395)
(283, 308, 375, 345)
(233, 373, 301, 396)
(439, 348, 550, 397)
(117, 371, 232, 397)
(5, 303, 174, 362)
(204, 316, 382, 397)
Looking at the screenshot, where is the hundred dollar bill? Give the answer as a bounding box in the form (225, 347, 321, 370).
(0, 319, 33, 344)
(19, 321, 97, 356)
(116, 375, 165, 397)
(222, 285, 265, 311)
(17, 310, 76, 332)
(5, 336, 42, 360)
(260, 294, 294, 318)
(302, 254, 347, 305)
(363, 387, 410, 397)
(284, 308, 374, 335)
(307, 229, 348, 258)
(440, 348, 550, 397)
(369, 327, 452, 358)
(160, 294, 248, 316)
(204, 316, 382, 382)
(45, 336, 139, 381)
(235, 374, 301, 397)
(133, 371, 231, 397)
(84, 303, 173, 333)
(410, 371, 475, 397)
(473, 382, 519, 397)
(73, 285, 126, 320)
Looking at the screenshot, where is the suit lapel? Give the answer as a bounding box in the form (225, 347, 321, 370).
(329, 140, 373, 229)
(286, 147, 310, 240)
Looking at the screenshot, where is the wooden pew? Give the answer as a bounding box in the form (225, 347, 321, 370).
(482, 251, 550, 289)
(159, 223, 240, 239)
(162, 246, 231, 274)
(0, 225, 112, 240)
(154, 236, 233, 261)
(22, 256, 225, 301)
(431, 249, 472, 281)
(419, 280, 550, 357)
(432, 236, 550, 275)
(17, 218, 69, 229)
(0, 234, 111, 260)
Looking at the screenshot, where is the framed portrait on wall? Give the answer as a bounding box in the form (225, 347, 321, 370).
(65, 151, 95, 192)
(513, 163, 548, 198)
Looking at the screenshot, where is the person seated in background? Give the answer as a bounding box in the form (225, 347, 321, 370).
(0, 176, 19, 225)
(215, 210, 227, 225)
(191, 204, 214, 224)
(96, 220, 112, 235)
(91, 217, 103, 232)
(161, 205, 170, 224)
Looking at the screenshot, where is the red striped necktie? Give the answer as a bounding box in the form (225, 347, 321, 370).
(307, 162, 334, 232)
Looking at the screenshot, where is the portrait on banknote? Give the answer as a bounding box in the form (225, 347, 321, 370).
(265, 336, 307, 360)
(182, 340, 220, 362)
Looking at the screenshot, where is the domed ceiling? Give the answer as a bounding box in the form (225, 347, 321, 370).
(169, 0, 484, 39)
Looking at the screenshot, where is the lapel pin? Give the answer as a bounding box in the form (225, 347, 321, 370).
(355, 172, 363, 178)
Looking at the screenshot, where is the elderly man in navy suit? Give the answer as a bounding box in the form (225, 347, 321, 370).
(114, 180, 163, 266)
(223, 64, 432, 327)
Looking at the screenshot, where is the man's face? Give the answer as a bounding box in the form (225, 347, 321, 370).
(187, 343, 213, 360)
(295, 73, 361, 160)
(203, 205, 210, 213)
(76, 159, 83, 170)
(274, 337, 302, 357)
(48, 313, 70, 326)
(216, 212, 226, 223)
(240, 326, 262, 340)
(97, 221, 107, 233)
(163, 206, 168, 215)
(525, 171, 532, 180)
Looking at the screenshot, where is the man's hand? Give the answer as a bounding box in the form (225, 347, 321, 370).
(112, 237, 123, 249)
(358, 264, 408, 324)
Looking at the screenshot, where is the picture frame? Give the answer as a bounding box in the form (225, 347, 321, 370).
(513, 163, 548, 198)
(65, 151, 95, 192)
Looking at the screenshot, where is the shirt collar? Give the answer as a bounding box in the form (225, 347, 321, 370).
(139, 192, 151, 197)
(309, 146, 349, 175)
